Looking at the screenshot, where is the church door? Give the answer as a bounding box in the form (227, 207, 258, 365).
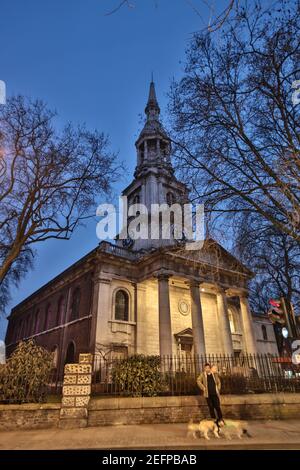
(180, 342, 194, 373)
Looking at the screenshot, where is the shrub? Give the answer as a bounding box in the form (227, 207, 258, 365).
(165, 371, 199, 396)
(0, 340, 53, 403)
(220, 374, 248, 394)
(111, 354, 166, 397)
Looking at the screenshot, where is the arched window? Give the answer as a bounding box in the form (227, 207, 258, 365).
(228, 308, 237, 334)
(262, 325, 268, 341)
(56, 297, 65, 326)
(133, 194, 140, 204)
(166, 192, 175, 206)
(115, 290, 129, 322)
(71, 288, 81, 321)
(65, 342, 75, 365)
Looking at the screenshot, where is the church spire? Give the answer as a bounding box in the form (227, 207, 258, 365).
(145, 80, 160, 121)
(118, 79, 189, 251)
(134, 80, 173, 179)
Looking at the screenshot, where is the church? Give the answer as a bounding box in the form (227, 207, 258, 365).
(5, 81, 278, 375)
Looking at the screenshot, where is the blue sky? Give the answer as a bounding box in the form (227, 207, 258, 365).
(0, 0, 233, 340)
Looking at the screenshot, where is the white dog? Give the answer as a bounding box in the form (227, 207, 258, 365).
(187, 418, 220, 440)
(218, 419, 252, 439)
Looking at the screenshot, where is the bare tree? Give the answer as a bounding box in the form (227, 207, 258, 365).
(105, 0, 136, 16)
(0, 96, 121, 311)
(104, 0, 238, 32)
(169, 0, 300, 243)
(234, 213, 300, 314)
(184, 0, 236, 32)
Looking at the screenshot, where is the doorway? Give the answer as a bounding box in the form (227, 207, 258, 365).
(65, 341, 75, 364)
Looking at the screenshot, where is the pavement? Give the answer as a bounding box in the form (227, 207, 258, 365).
(0, 420, 300, 450)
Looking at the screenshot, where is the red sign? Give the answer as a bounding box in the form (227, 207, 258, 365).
(269, 299, 281, 308)
(272, 357, 291, 363)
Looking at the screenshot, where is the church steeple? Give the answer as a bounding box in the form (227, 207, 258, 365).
(117, 79, 189, 252)
(145, 80, 160, 121)
(134, 80, 173, 178)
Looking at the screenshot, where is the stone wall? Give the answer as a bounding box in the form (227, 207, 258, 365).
(0, 403, 60, 431)
(253, 316, 279, 355)
(88, 393, 300, 427)
(0, 394, 299, 430)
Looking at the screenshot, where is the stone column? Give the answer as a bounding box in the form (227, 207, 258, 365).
(140, 180, 146, 206)
(215, 287, 234, 355)
(239, 294, 257, 354)
(156, 138, 160, 156)
(189, 281, 206, 356)
(157, 273, 173, 357)
(94, 277, 111, 348)
(135, 283, 147, 354)
(88, 271, 102, 352)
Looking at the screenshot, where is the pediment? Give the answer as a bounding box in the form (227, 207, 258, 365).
(167, 238, 252, 277)
(174, 328, 193, 342)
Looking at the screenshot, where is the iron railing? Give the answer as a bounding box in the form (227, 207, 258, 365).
(46, 368, 64, 397)
(91, 353, 300, 397)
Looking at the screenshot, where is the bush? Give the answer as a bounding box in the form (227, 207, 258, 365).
(0, 340, 53, 403)
(111, 355, 166, 397)
(220, 374, 248, 394)
(165, 371, 199, 396)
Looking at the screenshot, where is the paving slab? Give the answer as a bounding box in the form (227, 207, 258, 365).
(0, 420, 300, 450)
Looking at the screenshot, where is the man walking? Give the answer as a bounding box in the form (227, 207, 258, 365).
(197, 363, 223, 424)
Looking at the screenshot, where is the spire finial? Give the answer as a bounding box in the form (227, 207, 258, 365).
(145, 79, 160, 120)
(151, 71, 154, 83)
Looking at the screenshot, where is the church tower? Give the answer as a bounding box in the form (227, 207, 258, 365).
(118, 80, 189, 251)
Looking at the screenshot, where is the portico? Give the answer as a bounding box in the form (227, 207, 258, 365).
(151, 269, 255, 358)
(91, 237, 257, 359)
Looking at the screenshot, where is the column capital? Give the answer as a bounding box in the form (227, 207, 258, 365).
(240, 291, 250, 300)
(93, 275, 112, 285)
(226, 287, 249, 298)
(207, 283, 227, 295)
(154, 270, 173, 281)
(185, 277, 204, 288)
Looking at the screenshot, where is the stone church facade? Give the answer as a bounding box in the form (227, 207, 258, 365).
(5, 81, 278, 375)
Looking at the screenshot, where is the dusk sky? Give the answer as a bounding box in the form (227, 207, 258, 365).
(0, 0, 242, 340)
